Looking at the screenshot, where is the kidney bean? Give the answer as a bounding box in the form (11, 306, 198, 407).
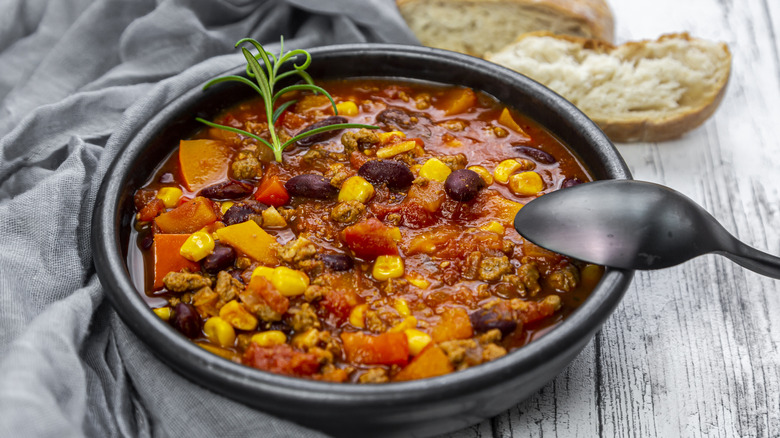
(296, 116, 348, 146)
(358, 159, 414, 190)
(318, 253, 354, 271)
(285, 174, 337, 199)
(444, 169, 485, 202)
(562, 177, 583, 188)
(376, 108, 416, 129)
(201, 243, 236, 273)
(140, 233, 154, 251)
(199, 180, 254, 200)
(222, 201, 268, 226)
(514, 145, 556, 164)
(469, 308, 517, 335)
(171, 303, 201, 339)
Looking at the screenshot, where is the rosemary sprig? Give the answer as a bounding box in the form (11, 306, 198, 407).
(197, 37, 378, 162)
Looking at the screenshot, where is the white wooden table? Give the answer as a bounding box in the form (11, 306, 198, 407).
(445, 0, 780, 436)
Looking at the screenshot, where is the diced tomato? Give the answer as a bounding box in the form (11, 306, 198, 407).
(152, 234, 200, 290)
(342, 218, 399, 260)
(431, 307, 473, 343)
(341, 331, 409, 366)
(243, 343, 320, 377)
(349, 151, 371, 169)
(281, 110, 306, 131)
(244, 275, 289, 315)
(393, 344, 454, 382)
(138, 198, 165, 221)
(154, 196, 218, 234)
(321, 288, 362, 323)
(254, 175, 289, 207)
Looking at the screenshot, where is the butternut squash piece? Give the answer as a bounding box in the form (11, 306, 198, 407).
(154, 196, 218, 234)
(178, 139, 232, 191)
(152, 234, 200, 289)
(431, 307, 473, 343)
(442, 88, 477, 115)
(341, 331, 409, 366)
(393, 345, 454, 381)
(215, 220, 278, 265)
(498, 108, 531, 138)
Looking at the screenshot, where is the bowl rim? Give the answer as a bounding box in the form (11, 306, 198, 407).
(92, 42, 633, 409)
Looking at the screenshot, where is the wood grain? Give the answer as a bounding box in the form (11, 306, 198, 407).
(440, 0, 780, 436)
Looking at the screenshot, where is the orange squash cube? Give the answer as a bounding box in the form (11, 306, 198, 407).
(152, 234, 200, 290)
(178, 139, 232, 191)
(340, 331, 409, 366)
(215, 220, 278, 265)
(393, 344, 454, 381)
(431, 307, 474, 343)
(154, 197, 218, 234)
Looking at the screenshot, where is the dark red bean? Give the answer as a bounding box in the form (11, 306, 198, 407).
(140, 233, 154, 251)
(562, 178, 583, 188)
(199, 180, 254, 200)
(469, 308, 517, 335)
(201, 244, 236, 273)
(514, 145, 556, 164)
(171, 303, 201, 338)
(285, 174, 337, 199)
(296, 116, 348, 146)
(318, 253, 354, 271)
(376, 108, 416, 129)
(444, 169, 485, 202)
(222, 201, 267, 226)
(358, 159, 414, 190)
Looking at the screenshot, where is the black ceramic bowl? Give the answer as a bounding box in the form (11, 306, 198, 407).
(93, 44, 633, 437)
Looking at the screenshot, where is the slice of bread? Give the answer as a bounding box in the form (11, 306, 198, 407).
(396, 0, 614, 58)
(486, 32, 732, 142)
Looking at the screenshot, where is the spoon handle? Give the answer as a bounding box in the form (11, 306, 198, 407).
(720, 240, 780, 279)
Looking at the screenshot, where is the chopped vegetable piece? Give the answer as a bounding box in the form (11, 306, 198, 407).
(179, 139, 232, 191)
(219, 300, 258, 331)
(342, 218, 399, 260)
(156, 187, 183, 208)
(341, 331, 409, 366)
(373, 255, 404, 281)
(404, 329, 432, 356)
(442, 88, 477, 115)
(498, 108, 530, 138)
(431, 307, 474, 343)
(215, 220, 279, 265)
(203, 316, 236, 347)
(509, 171, 545, 196)
(179, 231, 215, 262)
(152, 234, 200, 289)
(155, 197, 218, 234)
(419, 158, 452, 182)
(254, 175, 289, 207)
(243, 343, 320, 377)
(393, 344, 454, 381)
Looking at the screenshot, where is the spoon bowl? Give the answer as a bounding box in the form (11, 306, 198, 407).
(514, 180, 780, 277)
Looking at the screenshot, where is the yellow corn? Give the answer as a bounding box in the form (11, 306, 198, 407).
(292, 328, 320, 349)
(394, 299, 411, 317)
(419, 158, 451, 182)
(261, 206, 287, 228)
(251, 266, 275, 280)
(156, 187, 183, 208)
(271, 266, 310, 297)
(251, 330, 287, 347)
(404, 329, 432, 356)
(376, 140, 417, 159)
(493, 159, 524, 184)
(480, 221, 505, 235)
(336, 101, 359, 116)
(467, 165, 494, 185)
(220, 201, 235, 215)
(389, 316, 417, 333)
(509, 171, 545, 196)
(377, 130, 406, 144)
(373, 255, 404, 281)
(404, 272, 430, 289)
(338, 175, 375, 203)
(179, 231, 215, 262)
(219, 300, 258, 331)
(349, 303, 368, 328)
(152, 307, 172, 321)
(203, 316, 236, 347)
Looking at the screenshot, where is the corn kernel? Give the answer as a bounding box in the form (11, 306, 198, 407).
(377, 130, 406, 144)
(419, 158, 451, 182)
(480, 221, 505, 235)
(220, 201, 235, 215)
(153, 307, 172, 321)
(156, 187, 183, 208)
(467, 165, 494, 185)
(251, 330, 287, 347)
(493, 159, 523, 184)
(338, 176, 375, 203)
(405, 272, 430, 289)
(292, 328, 320, 349)
(261, 206, 287, 228)
(179, 231, 215, 262)
(509, 171, 545, 196)
(336, 101, 359, 116)
(389, 316, 417, 332)
(219, 300, 258, 331)
(251, 266, 275, 280)
(404, 329, 432, 356)
(271, 266, 310, 297)
(349, 304, 368, 328)
(376, 140, 417, 159)
(203, 316, 236, 347)
(373, 255, 404, 281)
(394, 299, 411, 317)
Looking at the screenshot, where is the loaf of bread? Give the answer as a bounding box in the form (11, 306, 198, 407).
(396, 0, 614, 58)
(486, 32, 732, 142)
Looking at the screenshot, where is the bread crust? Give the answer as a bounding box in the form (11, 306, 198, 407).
(488, 32, 732, 142)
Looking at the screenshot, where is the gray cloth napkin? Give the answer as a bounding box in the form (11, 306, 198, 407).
(0, 0, 419, 436)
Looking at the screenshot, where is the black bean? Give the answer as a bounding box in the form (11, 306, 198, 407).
(199, 180, 254, 200)
(444, 169, 485, 202)
(140, 233, 154, 251)
(201, 244, 236, 273)
(171, 303, 201, 339)
(514, 145, 556, 164)
(296, 116, 348, 147)
(469, 308, 517, 335)
(285, 174, 337, 199)
(358, 159, 414, 190)
(562, 177, 583, 189)
(222, 201, 268, 226)
(318, 253, 354, 271)
(376, 108, 416, 129)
